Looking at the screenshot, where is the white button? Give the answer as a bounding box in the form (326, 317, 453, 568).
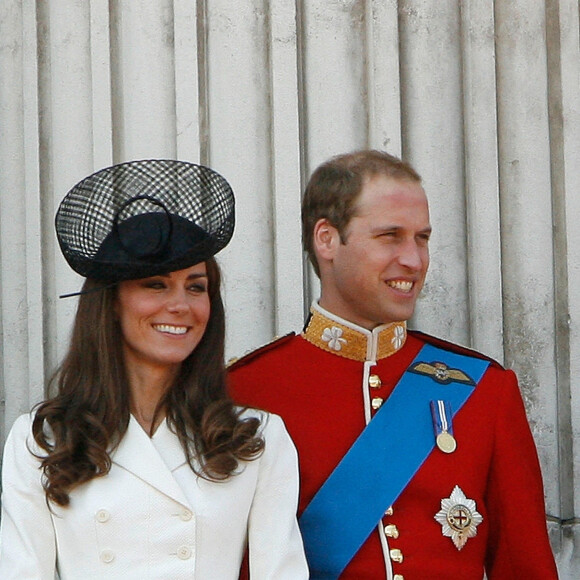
(100, 549, 115, 563)
(95, 509, 110, 523)
(177, 545, 192, 560)
(180, 509, 193, 521)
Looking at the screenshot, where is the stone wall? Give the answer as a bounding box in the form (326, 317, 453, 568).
(1, 0, 579, 575)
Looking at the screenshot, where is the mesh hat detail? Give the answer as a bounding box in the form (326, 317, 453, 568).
(55, 159, 235, 282)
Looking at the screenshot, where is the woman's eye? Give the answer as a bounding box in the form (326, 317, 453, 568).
(189, 283, 208, 293)
(144, 280, 166, 289)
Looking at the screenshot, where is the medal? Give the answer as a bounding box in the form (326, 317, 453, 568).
(435, 485, 483, 550)
(436, 431, 457, 453)
(431, 400, 457, 453)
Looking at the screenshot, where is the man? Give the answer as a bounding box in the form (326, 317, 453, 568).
(229, 150, 558, 579)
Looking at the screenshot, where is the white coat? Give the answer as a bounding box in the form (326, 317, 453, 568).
(0, 410, 308, 579)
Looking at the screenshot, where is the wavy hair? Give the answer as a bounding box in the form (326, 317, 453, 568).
(32, 258, 264, 506)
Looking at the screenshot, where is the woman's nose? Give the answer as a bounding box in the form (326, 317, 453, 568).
(165, 289, 189, 313)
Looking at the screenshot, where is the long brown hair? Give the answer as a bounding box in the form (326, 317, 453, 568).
(32, 258, 264, 506)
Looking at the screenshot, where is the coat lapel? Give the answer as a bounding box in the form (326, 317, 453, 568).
(151, 419, 192, 472)
(110, 416, 191, 508)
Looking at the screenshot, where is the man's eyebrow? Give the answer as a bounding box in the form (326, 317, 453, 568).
(370, 225, 401, 233)
(370, 225, 432, 234)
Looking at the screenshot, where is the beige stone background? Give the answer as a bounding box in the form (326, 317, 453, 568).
(0, 0, 579, 576)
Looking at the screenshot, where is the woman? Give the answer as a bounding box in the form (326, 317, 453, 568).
(0, 160, 308, 579)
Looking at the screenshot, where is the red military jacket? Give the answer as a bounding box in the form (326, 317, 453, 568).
(228, 303, 558, 580)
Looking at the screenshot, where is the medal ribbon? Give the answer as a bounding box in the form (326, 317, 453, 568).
(431, 400, 454, 435)
(299, 344, 491, 579)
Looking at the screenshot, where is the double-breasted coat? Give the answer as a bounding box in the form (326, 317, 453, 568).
(0, 410, 308, 579)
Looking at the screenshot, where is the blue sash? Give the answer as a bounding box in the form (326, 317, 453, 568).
(299, 344, 491, 579)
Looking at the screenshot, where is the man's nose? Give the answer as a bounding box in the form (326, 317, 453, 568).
(398, 239, 425, 270)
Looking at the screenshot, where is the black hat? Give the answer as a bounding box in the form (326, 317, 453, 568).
(55, 159, 235, 283)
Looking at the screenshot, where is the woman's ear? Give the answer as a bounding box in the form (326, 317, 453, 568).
(312, 218, 339, 262)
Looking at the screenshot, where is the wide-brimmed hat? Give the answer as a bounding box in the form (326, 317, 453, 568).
(55, 159, 235, 283)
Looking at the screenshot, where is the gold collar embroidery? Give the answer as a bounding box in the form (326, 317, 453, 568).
(301, 303, 407, 362)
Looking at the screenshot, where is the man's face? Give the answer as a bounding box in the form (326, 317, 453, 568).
(317, 175, 431, 329)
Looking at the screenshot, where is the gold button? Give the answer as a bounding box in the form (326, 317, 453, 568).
(390, 548, 404, 563)
(371, 397, 384, 410)
(394, 575, 405, 580)
(384, 524, 399, 538)
(385, 506, 394, 516)
(369, 374, 382, 388)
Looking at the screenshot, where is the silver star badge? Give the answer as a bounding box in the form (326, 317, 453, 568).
(434, 485, 483, 550)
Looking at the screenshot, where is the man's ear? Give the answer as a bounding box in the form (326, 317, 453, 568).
(313, 218, 339, 261)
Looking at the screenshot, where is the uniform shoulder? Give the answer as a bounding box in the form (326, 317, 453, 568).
(408, 329, 505, 370)
(227, 332, 297, 371)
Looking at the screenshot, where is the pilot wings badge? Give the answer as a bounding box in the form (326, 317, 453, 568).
(434, 485, 483, 550)
(409, 361, 475, 385)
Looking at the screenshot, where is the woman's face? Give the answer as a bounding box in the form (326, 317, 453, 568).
(115, 263, 211, 376)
